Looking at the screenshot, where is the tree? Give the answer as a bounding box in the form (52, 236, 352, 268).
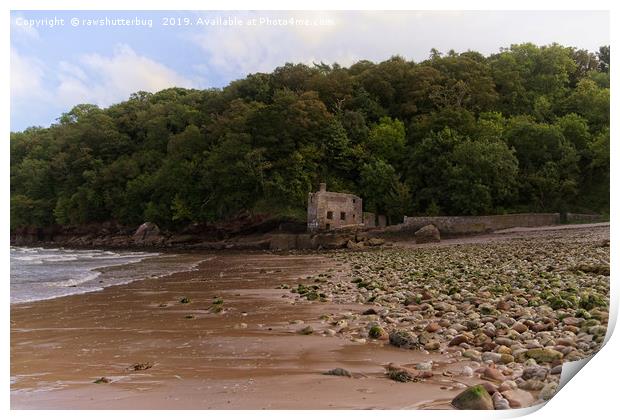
(359, 159, 398, 215)
(9, 43, 609, 230)
(364, 117, 406, 165)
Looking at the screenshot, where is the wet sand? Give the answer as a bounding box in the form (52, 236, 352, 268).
(11, 252, 484, 409)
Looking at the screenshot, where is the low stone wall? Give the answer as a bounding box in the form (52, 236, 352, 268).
(565, 213, 607, 224)
(398, 213, 562, 236)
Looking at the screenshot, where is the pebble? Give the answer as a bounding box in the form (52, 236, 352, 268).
(424, 341, 440, 351)
(539, 382, 558, 400)
(482, 352, 502, 363)
(482, 367, 505, 381)
(498, 380, 517, 392)
(502, 388, 535, 408)
(462, 349, 482, 361)
(519, 379, 546, 391)
(460, 366, 474, 377)
(492, 392, 511, 409)
(416, 362, 433, 371)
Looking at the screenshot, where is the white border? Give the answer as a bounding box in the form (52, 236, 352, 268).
(3, 1, 617, 420)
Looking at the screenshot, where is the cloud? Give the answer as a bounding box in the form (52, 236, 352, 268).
(10, 48, 48, 102)
(190, 10, 609, 82)
(11, 44, 199, 128)
(189, 11, 348, 78)
(55, 44, 196, 108)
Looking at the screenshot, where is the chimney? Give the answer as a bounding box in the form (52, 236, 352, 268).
(319, 183, 327, 192)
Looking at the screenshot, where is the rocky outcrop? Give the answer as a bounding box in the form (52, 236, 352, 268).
(269, 234, 299, 251)
(414, 224, 441, 243)
(315, 233, 351, 249)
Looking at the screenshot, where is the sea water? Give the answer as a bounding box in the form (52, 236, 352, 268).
(10, 246, 206, 304)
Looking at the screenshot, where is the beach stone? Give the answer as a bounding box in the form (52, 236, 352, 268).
(539, 382, 558, 400)
(562, 317, 583, 326)
(519, 379, 545, 391)
(133, 222, 162, 245)
(324, 328, 337, 336)
(481, 342, 497, 352)
(389, 329, 419, 349)
(449, 334, 472, 346)
(556, 338, 575, 347)
(495, 337, 514, 347)
(414, 224, 441, 244)
(324, 368, 352, 377)
(368, 325, 389, 340)
(500, 354, 515, 364)
(522, 366, 548, 380)
(497, 345, 512, 354)
(549, 365, 563, 375)
(502, 389, 535, 408)
(482, 367, 505, 381)
(492, 392, 511, 410)
(451, 384, 494, 410)
(588, 325, 607, 336)
(512, 322, 528, 333)
(367, 238, 385, 247)
(480, 382, 499, 395)
(498, 380, 517, 392)
(424, 341, 440, 351)
(385, 363, 428, 382)
(346, 240, 365, 250)
(298, 325, 314, 335)
(462, 349, 482, 361)
(460, 366, 474, 377)
(526, 348, 563, 363)
(425, 322, 441, 333)
(482, 352, 502, 363)
(435, 302, 457, 312)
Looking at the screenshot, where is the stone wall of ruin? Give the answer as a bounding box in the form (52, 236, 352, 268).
(397, 213, 562, 236)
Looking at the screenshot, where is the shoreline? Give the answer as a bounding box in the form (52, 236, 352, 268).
(10, 247, 210, 306)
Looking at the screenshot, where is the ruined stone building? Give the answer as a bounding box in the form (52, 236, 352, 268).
(307, 183, 363, 232)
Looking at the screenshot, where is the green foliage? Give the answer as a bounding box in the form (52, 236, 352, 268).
(10, 44, 610, 230)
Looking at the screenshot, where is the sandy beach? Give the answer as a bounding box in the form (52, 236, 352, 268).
(10, 224, 609, 409)
(11, 252, 475, 409)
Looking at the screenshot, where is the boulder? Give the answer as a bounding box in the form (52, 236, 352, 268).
(451, 384, 494, 410)
(366, 237, 386, 247)
(133, 222, 162, 245)
(347, 240, 365, 250)
(414, 224, 441, 244)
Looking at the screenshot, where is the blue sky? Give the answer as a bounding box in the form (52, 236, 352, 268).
(10, 10, 609, 131)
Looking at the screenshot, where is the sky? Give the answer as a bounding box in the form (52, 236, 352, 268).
(10, 10, 610, 131)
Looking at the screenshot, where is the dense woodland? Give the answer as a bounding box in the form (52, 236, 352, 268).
(10, 43, 610, 230)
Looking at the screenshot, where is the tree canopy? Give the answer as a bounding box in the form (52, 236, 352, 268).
(10, 43, 610, 230)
